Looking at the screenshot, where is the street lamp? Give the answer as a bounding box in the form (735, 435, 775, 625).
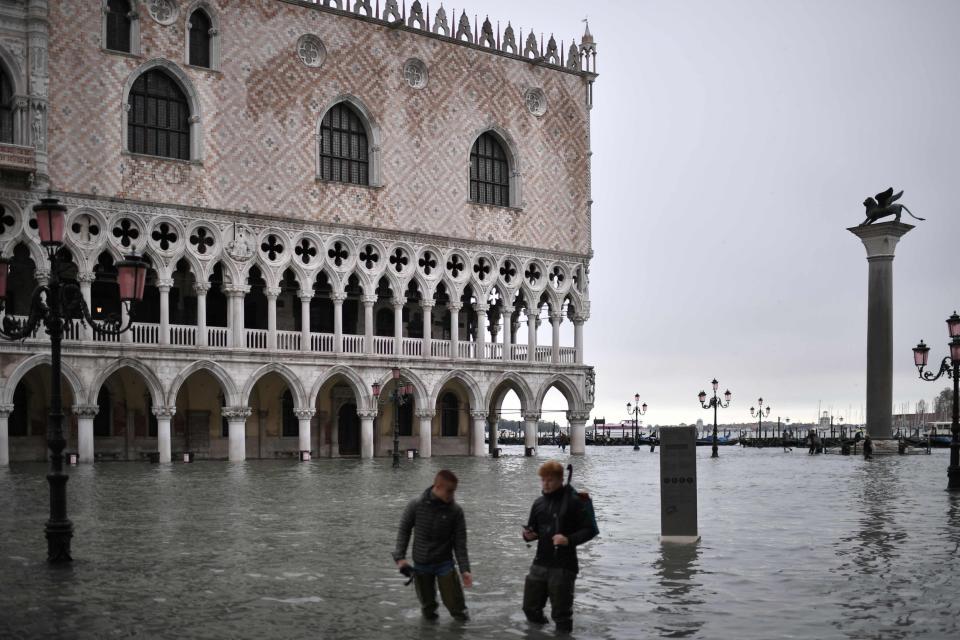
(750, 398, 771, 440)
(626, 393, 647, 451)
(372, 367, 414, 468)
(698, 378, 732, 458)
(912, 310, 960, 490)
(0, 198, 147, 563)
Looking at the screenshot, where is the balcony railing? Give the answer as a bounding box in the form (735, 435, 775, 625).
(0, 143, 36, 173)
(3, 317, 579, 365)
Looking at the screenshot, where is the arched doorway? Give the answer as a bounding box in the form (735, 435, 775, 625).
(338, 402, 360, 456)
(6, 364, 77, 462)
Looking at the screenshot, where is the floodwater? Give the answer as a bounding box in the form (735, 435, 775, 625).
(1, 446, 958, 640)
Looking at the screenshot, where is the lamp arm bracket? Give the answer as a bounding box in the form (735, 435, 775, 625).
(61, 284, 135, 336)
(919, 357, 952, 382)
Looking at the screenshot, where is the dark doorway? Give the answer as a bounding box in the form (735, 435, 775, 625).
(338, 402, 360, 456)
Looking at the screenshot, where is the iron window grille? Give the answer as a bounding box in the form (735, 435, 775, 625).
(106, 0, 132, 53)
(128, 69, 191, 160)
(470, 132, 510, 206)
(188, 10, 212, 68)
(318, 103, 369, 185)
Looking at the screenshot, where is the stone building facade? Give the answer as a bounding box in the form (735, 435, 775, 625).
(0, 0, 597, 464)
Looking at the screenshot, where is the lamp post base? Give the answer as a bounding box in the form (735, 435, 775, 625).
(948, 442, 960, 490)
(44, 519, 73, 564)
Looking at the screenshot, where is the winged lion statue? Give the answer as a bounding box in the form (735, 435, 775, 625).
(860, 188, 924, 226)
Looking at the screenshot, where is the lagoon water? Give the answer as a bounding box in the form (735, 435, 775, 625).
(2, 446, 959, 639)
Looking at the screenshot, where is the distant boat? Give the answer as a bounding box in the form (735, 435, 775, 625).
(696, 434, 739, 446)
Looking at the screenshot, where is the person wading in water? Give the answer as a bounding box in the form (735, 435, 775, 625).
(521, 460, 597, 634)
(393, 470, 473, 621)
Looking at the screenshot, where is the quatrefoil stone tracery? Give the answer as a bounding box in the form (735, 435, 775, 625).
(549, 266, 566, 289)
(295, 238, 317, 265)
(473, 257, 491, 281)
(0, 206, 15, 236)
(328, 242, 349, 267)
(525, 264, 542, 285)
(70, 214, 100, 243)
(112, 218, 140, 248)
(148, 0, 178, 25)
(260, 235, 284, 261)
(151, 223, 178, 251)
(446, 254, 465, 278)
(189, 227, 215, 255)
(389, 248, 408, 273)
(499, 260, 517, 284)
(297, 35, 326, 68)
(418, 251, 437, 276)
(359, 245, 380, 269)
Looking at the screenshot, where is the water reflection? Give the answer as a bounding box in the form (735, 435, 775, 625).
(651, 542, 704, 638)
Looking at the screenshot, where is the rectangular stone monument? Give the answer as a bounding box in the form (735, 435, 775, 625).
(659, 426, 699, 543)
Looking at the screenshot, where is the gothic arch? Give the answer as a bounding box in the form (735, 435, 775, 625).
(534, 373, 584, 414)
(372, 367, 428, 409)
(315, 94, 382, 187)
(86, 357, 164, 407)
(309, 365, 370, 410)
(0, 45, 24, 96)
(121, 58, 204, 162)
(0, 354, 85, 405)
(184, 1, 222, 70)
(241, 363, 307, 408)
(468, 124, 522, 208)
(429, 370, 483, 409)
(166, 359, 239, 406)
(484, 371, 534, 414)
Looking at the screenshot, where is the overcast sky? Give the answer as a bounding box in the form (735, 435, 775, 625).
(481, 0, 960, 426)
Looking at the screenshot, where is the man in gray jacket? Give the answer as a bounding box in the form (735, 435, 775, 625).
(393, 469, 473, 621)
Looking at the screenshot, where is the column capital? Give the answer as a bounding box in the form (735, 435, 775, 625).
(331, 292, 347, 303)
(156, 278, 175, 292)
(222, 406, 252, 419)
(522, 412, 541, 422)
(152, 406, 177, 418)
(416, 409, 436, 419)
(421, 299, 436, 309)
(77, 271, 97, 284)
(362, 294, 378, 306)
(0, 403, 16, 417)
(573, 314, 587, 325)
(299, 291, 314, 302)
(193, 282, 212, 295)
(265, 286, 282, 298)
(448, 302, 463, 312)
(357, 409, 379, 419)
(71, 404, 99, 418)
(524, 307, 537, 320)
(222, 285, 250, 297)
(549, 312, 564, 322)
(392, 296, 407, 308)
(469, 410, 487, 420)
(567, 411, 591, 423)
(474, 303, 489, 313)
(294, 408, 316, 420)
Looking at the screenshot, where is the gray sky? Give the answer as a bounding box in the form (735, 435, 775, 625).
(481, 0, 960, 426)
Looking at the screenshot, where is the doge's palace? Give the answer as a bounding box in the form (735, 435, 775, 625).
(0, 0, 597, 463)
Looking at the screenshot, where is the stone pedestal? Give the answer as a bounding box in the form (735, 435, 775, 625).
(849, 222, 913, 440)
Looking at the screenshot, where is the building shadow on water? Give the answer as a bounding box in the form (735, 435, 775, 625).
(649, 542, 705, 638)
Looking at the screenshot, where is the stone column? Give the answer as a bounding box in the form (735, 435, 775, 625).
(849, 222, 914, 440)
(332, 292, 345, 353)
(526, 307, 537, 363)
(266, 286, 280, 350)
(0, 404, 13, 466)
(300, 292, 312, 352)
(226, 286, 250, 348)
(72, 404, 98, 463)
(449, 302, 461, 359)
(421, 300, 434, 357)
(417, 410, 434, 458)
(157, 278, 173, 346)
(393, 297, 406, 355)
(78, 272, 96, 341)
(153, 405, 176, 463)
(475, 303, 488, 359)
(568, 411, 590, 455)
(194, 282, 209, 347)
(488, 414, 499, 455)
(523, 412, 540, 452)
(502, 309, 513, 362)
(295, 408, 315, 453)
(359, 409, 377, 459)
(223, 406, 252, 461)
(550, 312, 562, 364)
(330, 409, 339, 457)
(363, 295, 376, 355)
(574, 315, 585, 364)
(470, 411, 487, 457)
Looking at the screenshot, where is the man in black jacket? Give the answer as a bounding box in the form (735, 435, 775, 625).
(393, 469, 473, 621)
(521, 460, 596, 633)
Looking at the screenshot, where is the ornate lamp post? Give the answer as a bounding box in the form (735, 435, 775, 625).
(698, 379, 732, 458)
(625, 394, 647, 451)
(750, 398, 771, 440)
(912, 311, 960, 490)
(372, 367, 415, 468)
(0, 198, 147, 563)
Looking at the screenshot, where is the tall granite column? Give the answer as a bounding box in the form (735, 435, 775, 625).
(849, 222, 913, 440)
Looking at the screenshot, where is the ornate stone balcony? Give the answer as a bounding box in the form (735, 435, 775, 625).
(0, 143, 36, 174)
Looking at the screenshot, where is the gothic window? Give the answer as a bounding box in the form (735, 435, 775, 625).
(470, 132, 510, 207)
(0, 67, 12, 144)
(441, 393, 459, 437)
(188, 9, 212, 68)
(128, 69, 191, 160)
(106, 0, 133, 53)
(399, 400, 414, 437)
(94, 387, 112, 437)
(281, 389, 298, 438)
(318, 103, 369, 185)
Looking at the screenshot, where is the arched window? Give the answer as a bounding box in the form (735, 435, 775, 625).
(281, 389, 298, 438)
(318, 103, 369, 185)
(0, 67, 13, 144)
(94, 387, 112, 437)
(128, 69, 190, 160)
(470, 132, 510, 207)
(105, 0, 132, 53)
(441, 393, 459, 437)
(188, 9, 212, 68)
